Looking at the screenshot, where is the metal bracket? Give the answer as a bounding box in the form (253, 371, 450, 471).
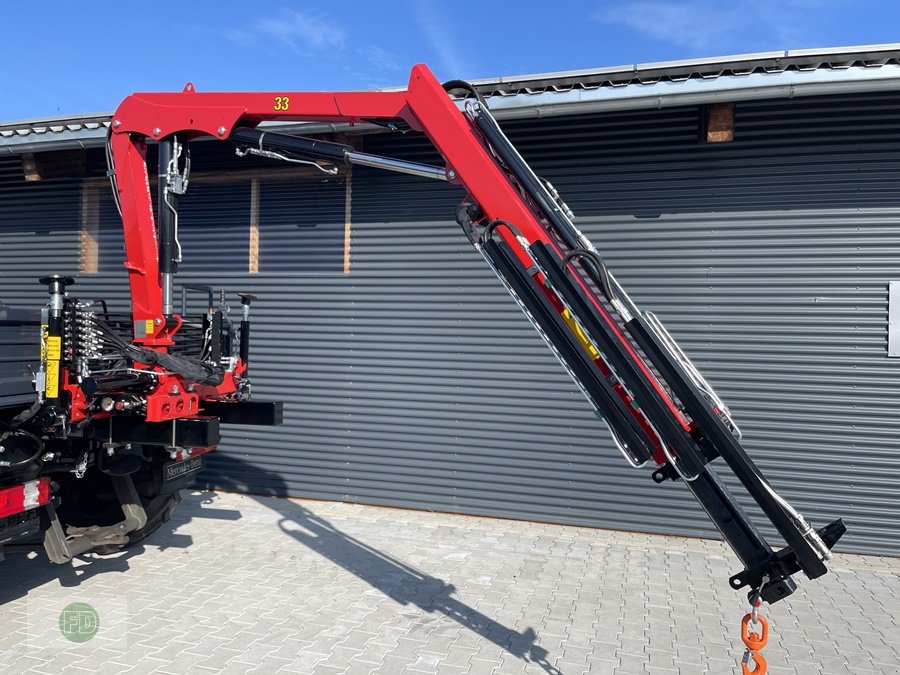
(729, 519, 846, 602)
(41, 475, 148, 563)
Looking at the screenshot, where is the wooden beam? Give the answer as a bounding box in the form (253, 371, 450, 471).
(80, 185, 100, 273)
(21, 154, 40, 182)
(249, 178, 260, 274)
(336, 132, 361, 275)
(344, 168, 352, 274)
(706, 102, 735, 143)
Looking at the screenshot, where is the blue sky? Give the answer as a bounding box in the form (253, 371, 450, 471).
(4, 1, 898, 121)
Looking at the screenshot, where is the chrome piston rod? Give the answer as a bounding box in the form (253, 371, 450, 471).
(345, 151, 448, 181)
(231, 127, 448, 181)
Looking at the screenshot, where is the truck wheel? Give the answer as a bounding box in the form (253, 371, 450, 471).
(54, 459, 181, 552)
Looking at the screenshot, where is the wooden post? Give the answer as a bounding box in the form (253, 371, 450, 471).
(80, 184, 100, 273)
(249, 178, 260, 273)
(344, 168, 352, 274)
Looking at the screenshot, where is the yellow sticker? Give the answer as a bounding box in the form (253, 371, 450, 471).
(45, 360, 59, 398)
(145, 319, 155, 336)
(45, 336, 62, 361)
(561, 308, 600, 360)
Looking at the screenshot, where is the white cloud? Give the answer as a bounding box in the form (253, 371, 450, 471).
(224, 10, 346, 52)
(256, 10, 346, 50)
(596, 0, 826, 52)
(359, 45, 402, 73)
(410, 0, 471, 77)
(219, 9, 405, 87)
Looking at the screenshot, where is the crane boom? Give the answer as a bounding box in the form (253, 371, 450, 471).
(108, 63, 845, 603)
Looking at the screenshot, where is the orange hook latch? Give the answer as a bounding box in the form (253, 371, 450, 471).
(741, 649, 768, 675)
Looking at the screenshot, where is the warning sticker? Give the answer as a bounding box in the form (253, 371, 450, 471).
(45, 336, 62, 362)
(145, 319, 155, 336)
(45, 360, 60, 398)
(40, 325, 48, 360)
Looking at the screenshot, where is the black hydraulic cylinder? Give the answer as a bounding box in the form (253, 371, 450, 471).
(157, 139, 178, 276)
(239, 321, 250, 368)
(530, 242, 710, 478)
(209, 311, 222, 364)
(484, 239, 655, 465)
(231, 128, 449, 181)
(470, 105, 621, 315)
(79, 373, 156, 395)
(231, 127, 351, 163)
(237, 292, 256, 373)
(219, 292, 232, 359)
(470, 106, 584, 250)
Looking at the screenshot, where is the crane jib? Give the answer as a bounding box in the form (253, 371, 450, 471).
(104, 64, 845, 604)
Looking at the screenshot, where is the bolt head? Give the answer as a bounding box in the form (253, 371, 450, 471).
(113, 119, 121, 128)
(448, 170, 456, 179)
(217, 126, 227, 136)
(152, 127, 161, 137)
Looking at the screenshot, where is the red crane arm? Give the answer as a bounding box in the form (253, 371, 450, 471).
(111, 64, 683, 426)
(108, 63, 844, 603)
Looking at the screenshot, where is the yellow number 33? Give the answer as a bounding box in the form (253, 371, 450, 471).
(274, 96, 290, 111)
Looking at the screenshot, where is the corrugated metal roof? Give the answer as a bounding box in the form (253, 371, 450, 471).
(0, 113, 110, 137)
(0, 114, 112, 155)
(466, 43, 900, 94)
(3, 43, 900, 153)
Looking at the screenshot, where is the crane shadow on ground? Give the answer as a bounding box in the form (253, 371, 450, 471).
(0, 481, 240, 605)
(199, 455, 563, 675)
(0, 507, 198, 606)
(0, 544, 140, 606)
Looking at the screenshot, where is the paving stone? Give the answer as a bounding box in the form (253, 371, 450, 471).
(303, 665, 345, 675)
(0, 491, 896, 675)
(468, 656, 500, 674)
(586, 657, 619, 674)
(615, 651, 650, 673)
(342, 660, 380, 675)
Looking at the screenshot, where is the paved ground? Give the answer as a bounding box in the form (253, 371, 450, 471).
(1, 491, 898, 674)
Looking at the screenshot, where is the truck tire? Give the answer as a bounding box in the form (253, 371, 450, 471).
(54, 457, 181, 553)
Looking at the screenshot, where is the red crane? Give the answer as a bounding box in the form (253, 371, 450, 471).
(106, 64, 844, 606)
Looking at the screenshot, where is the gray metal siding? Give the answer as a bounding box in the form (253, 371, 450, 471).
(0, 92, 898, 555)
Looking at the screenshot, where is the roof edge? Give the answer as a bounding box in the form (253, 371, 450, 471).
(3, 43, 900, 154)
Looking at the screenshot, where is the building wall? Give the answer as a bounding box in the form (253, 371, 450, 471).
(1, 91, 898, 555)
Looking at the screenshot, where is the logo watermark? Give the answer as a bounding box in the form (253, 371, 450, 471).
(58, 602, 100, 643)
(25, 591, 128, 652)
